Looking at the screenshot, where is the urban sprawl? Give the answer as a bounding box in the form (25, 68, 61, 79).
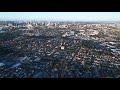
(0, 21, 120, 78)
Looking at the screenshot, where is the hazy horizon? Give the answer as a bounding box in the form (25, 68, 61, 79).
(0, 12, 120, 21)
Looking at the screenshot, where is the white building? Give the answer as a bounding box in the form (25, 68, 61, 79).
(59, 25, 68, 29)
(79, 30, 85, 35)
(61, 46, 65, 50)
(26, 24, 33, 30)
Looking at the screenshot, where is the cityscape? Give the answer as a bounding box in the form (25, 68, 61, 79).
(0, 12, 120, 78)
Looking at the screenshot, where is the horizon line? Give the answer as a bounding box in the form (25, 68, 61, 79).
(0, 20, 120, 22)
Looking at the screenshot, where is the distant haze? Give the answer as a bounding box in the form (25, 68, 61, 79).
(0, 12, 120, 21)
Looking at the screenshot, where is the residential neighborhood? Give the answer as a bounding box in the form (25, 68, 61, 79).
(0, 20, 120, 78)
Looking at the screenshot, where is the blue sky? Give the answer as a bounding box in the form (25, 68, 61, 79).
(0, 12, 120, 21)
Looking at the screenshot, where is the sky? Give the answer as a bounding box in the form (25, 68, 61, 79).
(0, 12, 120, 21)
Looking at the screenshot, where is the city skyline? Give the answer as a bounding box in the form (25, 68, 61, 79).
(0, 12, 120, 21)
